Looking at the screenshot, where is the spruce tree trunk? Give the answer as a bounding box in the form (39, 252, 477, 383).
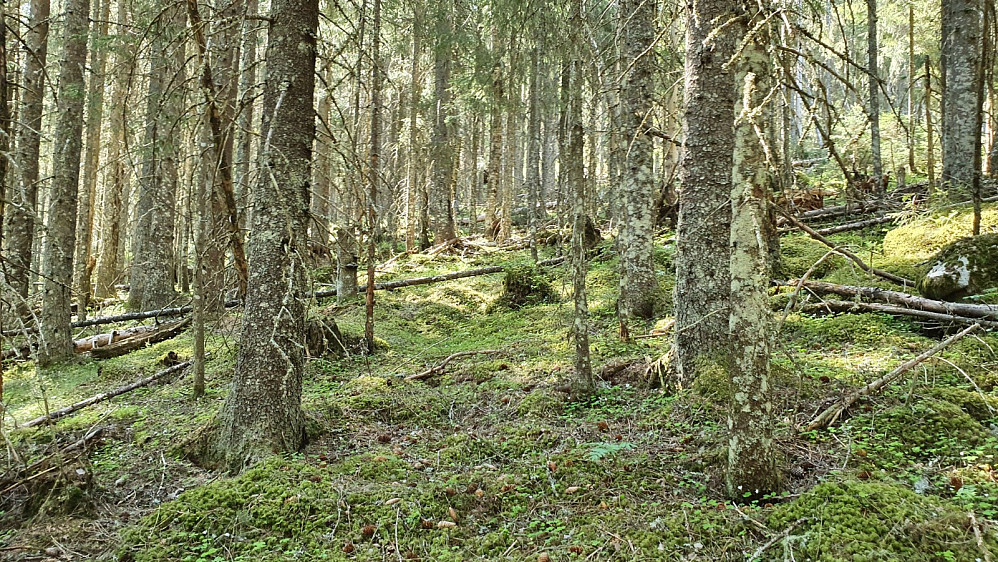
(207, 0, 318, 472)
(527, 45, 542, 261)
(39, 0, 90, 366)
(726, 5, 780, 500)
(94, 0, 130, 299)
(568, 1, 593, 395)
(129, 5, 185, 311)
(674, 0, 736, 383)
(430, 0, 455, 243)
(866, 0, 883, 196)
(3, 0, 50, 314)
(74, 0, 111, 321)
(618, 0, 658, 331)
(405, 7, 422, 251)
(940, 0, 984, 200)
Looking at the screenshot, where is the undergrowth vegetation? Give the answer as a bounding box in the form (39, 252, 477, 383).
(2, 204, 998, 560)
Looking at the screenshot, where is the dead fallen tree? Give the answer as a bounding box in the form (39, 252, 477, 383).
(786, 280, 998, 321)
(314, 256, 568, 299)
(805, 323, 981, 431)
(90, 318, 190, 359)
(4, 319, 191, 362)
(802, 300, 998, 330)
(19, 360, 193, 428)
(778, 209, 915, 287)
(406, 349, 505, 381)
(0, 426, 105, 493)
(812, 215, 897, 236)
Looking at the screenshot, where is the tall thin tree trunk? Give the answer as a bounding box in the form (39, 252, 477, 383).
(867, 0, 883, 196)
(674, 0, 736, 384)
(908, 5, 917, 174)
(568, 1, 593, 395)
(430, 0, 455, 243)
(726, 4, 780, 500)
(365, 0, 383, 353)
(74, 0, 111, 321)
(618, 0, 658, 335)
(234, 0, 259, 221)
(941, 0, 984, 205)
(926, 59, 937, 194)
(527, 45, 542, 262)
(405, 7, 422, 251)
(3, 0, 50, 315)
(39, 0, 90, 366)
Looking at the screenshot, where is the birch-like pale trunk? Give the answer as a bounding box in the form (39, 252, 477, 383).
(618, 0, 658, 331)
(726, 8, 780, 500)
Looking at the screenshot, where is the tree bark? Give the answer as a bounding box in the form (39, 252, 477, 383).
(866, 0, 883, 197)
(430, 0, 456, 243)
(726, 6, 780, 500)
(941, 0, 984, 204)
(405, 7, 422, 251)
(39, 0, 90, 366)
(94, 0, 131, 299)
(674, 0, 736, 383)
(73, 0, 111, 322)
(129, 4, 185, 311)
(568, 0, 593, 395)
(617, 0, 658, 330)
(2, 0, 50, 315)
(205, 0, 318, 472)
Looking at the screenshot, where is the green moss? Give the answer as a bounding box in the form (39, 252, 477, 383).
(768, 479, 998, 561)
(780, 234, 848, 278)
(849, 399, 994, 463)
(883, 203, 998, 262)
(490, 265, 558, 310)
(924, 387, 998, 422)
(517, 389, 563, 417)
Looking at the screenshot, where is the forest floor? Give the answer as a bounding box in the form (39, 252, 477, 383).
(2, 203, 998, 561)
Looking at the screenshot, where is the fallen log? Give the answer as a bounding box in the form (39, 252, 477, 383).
(19, 360, 193, 428)
(777, 209, 915, 287)
(0, 426, 105, 492)
(786, 280, 998, 321)
(90, 318, 191, 359)
(804, 323, 980, 432)
(4, 319, 191, 362)
(407, 350, 505, 381)
(813, 215, 897, 236)
(314, 256, 568, 299)
(801, 300, 998, 329)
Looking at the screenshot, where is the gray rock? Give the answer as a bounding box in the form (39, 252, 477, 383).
(917, 233, 998, 301)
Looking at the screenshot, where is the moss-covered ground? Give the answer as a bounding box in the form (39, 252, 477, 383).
(2, 204, 998, 560)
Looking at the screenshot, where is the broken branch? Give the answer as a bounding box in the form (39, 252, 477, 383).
(804, 323, 980, 432)
(407, 350, 505, 381)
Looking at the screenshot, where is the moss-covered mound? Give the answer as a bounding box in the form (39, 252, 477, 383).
(916, 234, 998, 300)
(768, 479, 998, 562)
(780, 234, 848, 278)
(490, 265, 558, 310)
(883, 203, 998, 262)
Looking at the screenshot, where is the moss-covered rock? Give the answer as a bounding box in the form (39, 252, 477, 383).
(916, 234, 998, 300)
(851, 398, 992, 462)
(924, 386, 998, 421)
(883, 203, 998, 262)
(768, 479, 998, 561)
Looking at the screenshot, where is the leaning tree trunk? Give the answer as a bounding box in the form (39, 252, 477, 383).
(674, 0, 736, 384)
(39, 0, 90, 366)
(617, 0, 658, 335)
(204, 0, 318, 472)
(941, 0, 984, 207)
(725, 5, 780, 500)
(3, 0, 50, 315)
